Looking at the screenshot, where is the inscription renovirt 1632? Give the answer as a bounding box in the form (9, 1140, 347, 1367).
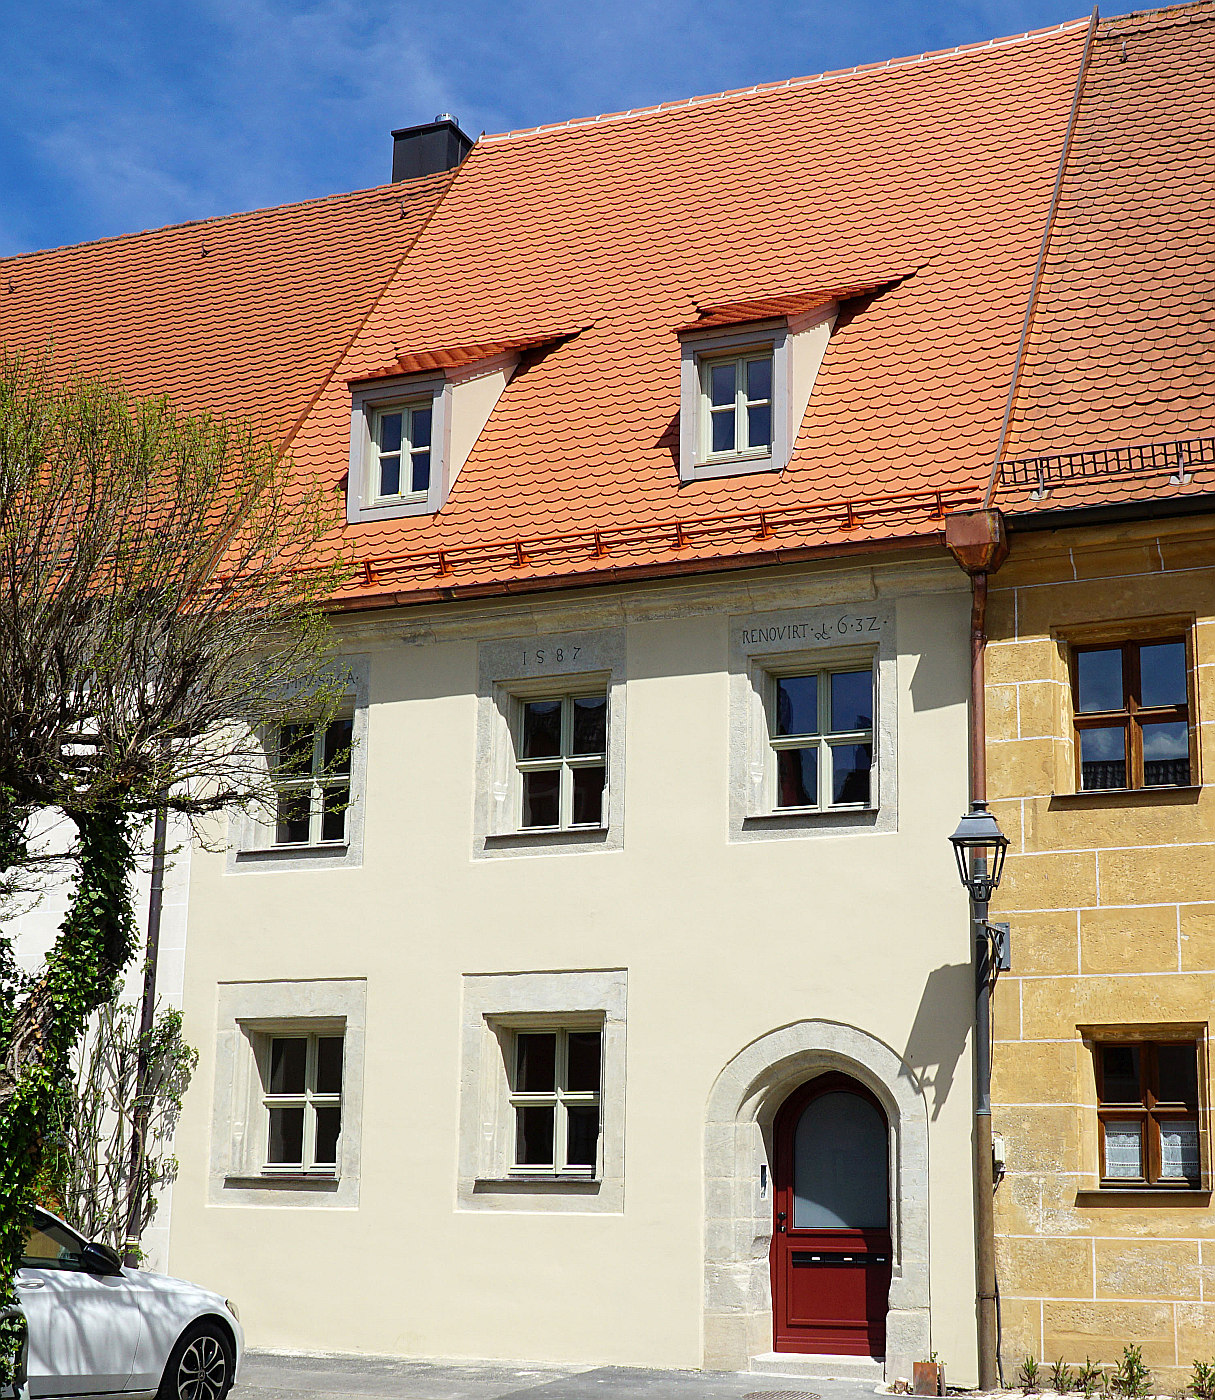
(739, 614, 884, 646)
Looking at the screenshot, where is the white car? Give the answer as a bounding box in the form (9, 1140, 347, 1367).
(16, 1208, 243, 1398)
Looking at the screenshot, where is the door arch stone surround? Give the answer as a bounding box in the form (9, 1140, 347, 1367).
(703, 1019, 931, 1379)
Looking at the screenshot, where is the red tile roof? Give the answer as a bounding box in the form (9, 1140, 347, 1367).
(14, 9, 1209, 602)
(0, 173, 454, 444)
(284, 18, 1091, 602)
(994, 2, 1215, 516)
(675, 283, 903, 333)
(349, 330, 583, 383)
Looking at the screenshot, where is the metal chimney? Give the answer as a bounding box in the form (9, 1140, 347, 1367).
(391, 115, 473, 182)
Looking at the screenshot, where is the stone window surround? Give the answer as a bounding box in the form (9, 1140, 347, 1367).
(474, 628, 626, 859)
(728, 602, 897, 842)
(209, 978, 366, 1208)
(229, 656, 370, 874)
(457, 969, 627, 1213)
(702, 1019, 930, 1379)
(1075, 1022, 1210, 1196)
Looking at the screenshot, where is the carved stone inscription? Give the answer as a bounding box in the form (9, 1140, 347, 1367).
(738, 611, 890, 649)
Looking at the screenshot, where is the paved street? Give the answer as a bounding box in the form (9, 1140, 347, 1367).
(232, 1352, 879, 1400)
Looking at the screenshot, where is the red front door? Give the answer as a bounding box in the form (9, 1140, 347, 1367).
(771, 1073, 892, 1357)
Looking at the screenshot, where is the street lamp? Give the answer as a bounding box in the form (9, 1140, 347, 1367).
(949, 798, 1011, 1392)
(948, 799, 1009, 902)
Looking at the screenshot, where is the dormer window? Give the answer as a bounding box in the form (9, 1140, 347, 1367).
(702, 351, 773, 461)
(347, 331, 580, 522)
(372, 400, 432, 502)
(676, 282, 894, 483)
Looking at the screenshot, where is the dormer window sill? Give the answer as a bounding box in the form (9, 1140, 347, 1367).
(689, 452, 780, 481)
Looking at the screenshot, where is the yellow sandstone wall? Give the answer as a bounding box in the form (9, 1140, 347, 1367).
(987, 515, 1215, 1389)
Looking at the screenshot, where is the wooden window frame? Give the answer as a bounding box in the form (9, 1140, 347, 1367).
(1070, 636, 1193, 792)
(1095, 1039, 1201, 1189)
(272, 714, 354, 848)
(370, 399, 433, 504)
(508, 1027, 602, 1178)
(698, 348, 775, 463)
(513, 689, 608, 833)
(261, 1032, 344, 1177)
(767, 662, 875, 813)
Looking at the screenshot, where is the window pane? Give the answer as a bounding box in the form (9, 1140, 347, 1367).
(1076, 648, 1124, 712)
(268, 1106, 305, 1165)
(711, 408, 736, 454)
(323, 717, 353, 774)
(1103, 1120, 1143, 1180)
(776, 675, 818, 736)
(1139, 641, 1187, 709)
(515, 1106, 555, 1166)
(269, 1038, 307, 1095)
(377, 412, 402, 453)
(747, 403, 771, 450)
(571, 694, 607, 755)
(522, 769, 560, 828)
(566, 1106, 600, 1168)
(320, 784, 348, 842)
(315, 1037, 344, 1095)
(1142, 721, 1190, 787)
(830, 670, 873, 732)
(746, 356, 772, 402)
(21, 1220, 87, 1271)
(1156, 1044, 1198, 1104)
(1080, 726, 1127, 790)
(313, 1106, 341, 1167)
(566, 1031, 602, 1092)
(515, 1033, 557, 1092)
(571, 766, 604, 826)
(410, 405, 432, 449)
(776, 747, 817, 808)
(410, 450, 430, 495)
(710, 362, 736, 406)
(1099, 1045, 1141, 1103)
(1159, 1121, 1200, 1182)
(522, 700, 562, 758)
(378, 455, 401, 497)
(278, 723, 314, 778)
(275, 790, 311, 845)
(831, 742, 872, 805)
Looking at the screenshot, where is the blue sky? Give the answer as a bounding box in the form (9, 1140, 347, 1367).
(0, 0, 1091, 258)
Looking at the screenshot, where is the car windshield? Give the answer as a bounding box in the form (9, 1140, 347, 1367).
(21, 1215, 88, 1271)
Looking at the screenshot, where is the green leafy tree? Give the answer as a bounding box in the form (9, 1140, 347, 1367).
(0, 351, 349, 1380)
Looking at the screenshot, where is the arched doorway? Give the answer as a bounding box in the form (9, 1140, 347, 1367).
(771, 1072, 893, 1357)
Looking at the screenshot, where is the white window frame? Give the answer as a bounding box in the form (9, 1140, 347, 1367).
(271, 713, 354, 849)
(512, 688, 608, 833)
(368, 399, 434, 505)
(507, 1024, 603, 1178)
(765, 661, 876, 814)
(699, 350, 775, 464)
(260, 1031, 344, 1176)
(232, 657, 369, 872)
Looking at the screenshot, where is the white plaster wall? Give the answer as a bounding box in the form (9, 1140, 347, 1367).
(8, 812, 191, 1272)
(167, 557, 979, 1381)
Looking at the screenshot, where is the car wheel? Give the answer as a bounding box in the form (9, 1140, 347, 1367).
(157, 1321, 235, 1400)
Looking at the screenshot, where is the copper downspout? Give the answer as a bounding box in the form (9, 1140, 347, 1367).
(945, 510, 1009, 1391)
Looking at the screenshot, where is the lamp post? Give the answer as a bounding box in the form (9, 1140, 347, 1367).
(949, 799, 1010, 1391)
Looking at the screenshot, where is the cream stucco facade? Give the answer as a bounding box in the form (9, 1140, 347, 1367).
(166, 554, 983, 1382)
